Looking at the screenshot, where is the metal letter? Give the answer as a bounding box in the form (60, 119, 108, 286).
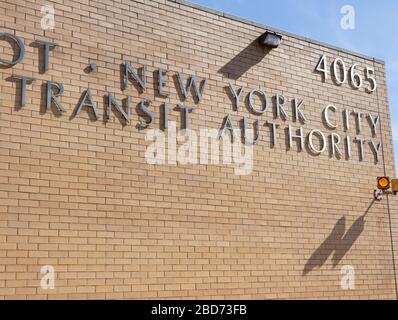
(13, 75, 35, 106)
(323, 105, 338, 129)
(139, 98, 155, 128)
(124, 61, 146, 91)
(176, 104, 193, 129)
(177, 73, 208, 102)
(0, 33, 25, 66)
(368, 113, 379, 137)
(36, 40, 57, 72)
(242, 116, 259, 145)
(168, 121, 177, 165)
(158, 68, 171, 97)
(293, 98, 306, 123)
(369, 140, 381, 163)
(266, 121, 279, 147)
(162, 103, 168, 130)
(248, 89, 269, 115)
(47, 80, 64, 112)
(353, 110, 363, 133)
(228, 84, 244, 111)
(288, 125, 304, 151)
(308, 129, 326, 154)
(354, 137, 366, 161)
(107, 93, 130, 123)
(343, 109, 350, 131)
(219, 114, 235, 143)
(346, 136, 351, 159)
(276, 94, 288, 120)
(331, 133, 342, 158)
(76, 88, 99, 119)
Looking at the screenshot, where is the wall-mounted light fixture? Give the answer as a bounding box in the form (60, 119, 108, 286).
(259, 31, 282, 49)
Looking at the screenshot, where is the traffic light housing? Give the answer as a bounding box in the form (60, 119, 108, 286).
(392, 179, 398, 194)
(377, 177, 390, 191)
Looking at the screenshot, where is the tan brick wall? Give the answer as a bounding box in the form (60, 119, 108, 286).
(0, 0, 397, 299)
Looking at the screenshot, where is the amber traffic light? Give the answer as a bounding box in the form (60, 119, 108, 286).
(392, 179, 398, 194)
(377, 177, 390, 190)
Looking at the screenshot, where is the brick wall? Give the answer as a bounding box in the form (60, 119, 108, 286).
(0, 0, 397, 299)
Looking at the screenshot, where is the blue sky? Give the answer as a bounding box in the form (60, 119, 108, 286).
(190, 0, 398, 171)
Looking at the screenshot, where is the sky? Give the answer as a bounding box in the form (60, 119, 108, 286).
(190, 0, 398, 171)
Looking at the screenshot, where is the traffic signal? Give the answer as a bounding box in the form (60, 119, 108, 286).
(392, 179, 398, 194)
(377, 177, 390, 190)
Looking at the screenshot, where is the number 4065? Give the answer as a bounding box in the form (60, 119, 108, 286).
(315, 54, 377, 93)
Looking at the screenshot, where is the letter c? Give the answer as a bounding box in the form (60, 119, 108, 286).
(0, 32, 25, 66)
(323, 104, 338, 129)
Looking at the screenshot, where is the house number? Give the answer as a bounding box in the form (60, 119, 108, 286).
(315, 54, 377, 93)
